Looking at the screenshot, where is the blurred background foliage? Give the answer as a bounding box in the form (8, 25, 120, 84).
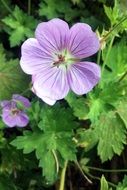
(0, 0, 127, 189)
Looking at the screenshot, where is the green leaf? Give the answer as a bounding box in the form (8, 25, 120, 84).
(0, 44, 29, 100)
(104, 0, 119, 26)
(71, 0, 80, 4)
(65, 92, 89, 120)
(28, 100, 42, 128)
(116, 99, 127, 129)
(11, 130, 57, 183)
(87, 96, 105, 123)
(77, 128, 98, 151)
(117, 175, 127, 190)
(11, 104, 77, 183)
(104, 0, 127, 31)
(102, 40, 127, 81)
(2, 6, 37, 47)
(100, 175, 109, 190)
(39, 0, 82, 22)
(39, 0, 71, 19)
(0, 175, 17, 190)
(80, 158, 90, 173)
(95, 111, 126, 162)
(99, 82, 125, 104)
(0, 0, 11, 21)
(39, 104, 78, 132)
(38, 151, 56, 184)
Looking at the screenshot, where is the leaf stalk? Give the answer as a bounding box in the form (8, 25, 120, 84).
(59, 161, 68, 190)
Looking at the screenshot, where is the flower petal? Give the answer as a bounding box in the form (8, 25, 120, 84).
(67, 62, 101, 95)
(15, 113, 29, 127)
(32, 67, 69, 103)
(68, 23, 100, 59)
(2, 111, 17, 127)
(32, 86, 56, 105)
(20, 38, 53, 74)
(35, 18, 69, 52)
(12, 94, 30, 108)
(0, 100, 11, 108)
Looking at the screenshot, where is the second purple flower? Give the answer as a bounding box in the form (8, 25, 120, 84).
(1, 95, 30, 128)
(20, 18, 101, 105)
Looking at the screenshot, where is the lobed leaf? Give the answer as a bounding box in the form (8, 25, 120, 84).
(0, 44, 29, 100)
(2, 6, 37, 47)
(95, 111, 126, 162)
(11, 104, 77, 183)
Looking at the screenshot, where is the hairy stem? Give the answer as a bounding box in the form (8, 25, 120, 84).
(28, 0, 31, 15)
(86, 172, 117, 188)
(52, 150, 59, 174)
(101, 36, 115, 74)
(118, 70, 127, 82)
(101, 16, 127, 42)
(97, 49, 101, 65)
(1, 0, 13, 14)
(76, 162, 117, 188)
(59, 161, 68, 190)
(75, 161, 92, 184)
(87, 166, 127, 173)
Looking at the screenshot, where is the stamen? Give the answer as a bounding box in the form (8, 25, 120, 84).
(11, 108, 20, 115)
(53, 54, 65, 66)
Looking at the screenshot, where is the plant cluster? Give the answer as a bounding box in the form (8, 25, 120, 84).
(0, 0, 127, 189)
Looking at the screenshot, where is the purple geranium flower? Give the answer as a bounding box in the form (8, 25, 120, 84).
(0, 94, 30, 127)
(20, 18, 101, 105)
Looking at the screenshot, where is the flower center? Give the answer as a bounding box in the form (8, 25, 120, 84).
(11, 108, 20, 116)
(53, 50, 78, 68)
(53, 54, 65, 66)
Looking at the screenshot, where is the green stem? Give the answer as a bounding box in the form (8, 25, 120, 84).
(59, 161, 68, 190)
(75, 161, 92, 184)
(75, 162, 117, 188)
(97, 49, 101, 65)
(20, 87, 30, 96)
(52, 150, 59, 174)
(101, 36, 115, 74)
(28, 0, 31, 15)
(118, 70, 127, 82)
(1, 0, 13, 14)
(101, 15, 127, 42)
(87, 166, 127, 173)
(86, 172, 117, 188)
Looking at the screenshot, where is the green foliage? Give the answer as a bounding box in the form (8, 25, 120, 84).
(71, 0, 80, 4)
(102, 39, 127, 81)
(0, 0, 127, 189)
(39, 0, 86, 22)
(78, 111, 127, 162)
(28, 101, 42, 128)
(100, 175, 109, 190)
(11, 104, 77, 183)
(0, 44, 29, 100)
(117, 175, 127, 190)
(2, 6, 37, 47)
(104, 0, 119, 26)
(0, 0, 11, 21)
(0, 175, 17, 190)
(87, 94, 105, 123)
(116, 99, 127, 128)
(65, 92, 89, 120)
(79, 158, 90, 173)
(39, 0, 71, 19)
(74, 37, 127, 162)
(95, 111, 126, 162)
(77, 128, 98, 151)
(104, 0, 127, 31)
